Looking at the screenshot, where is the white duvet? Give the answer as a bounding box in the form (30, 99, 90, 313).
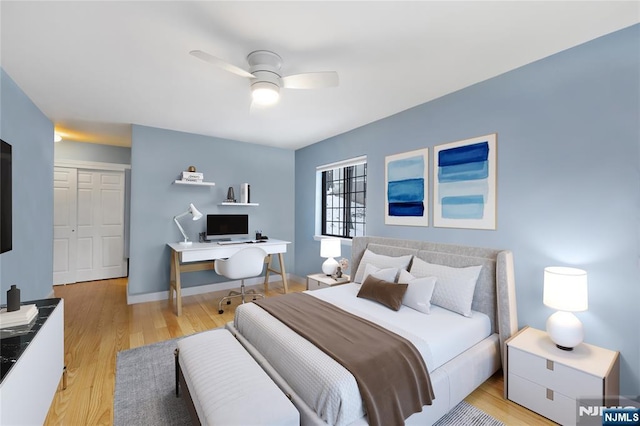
(233, 283, 491, 426)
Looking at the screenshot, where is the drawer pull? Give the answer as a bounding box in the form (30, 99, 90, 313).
(546, 359, 554, 371)
(546, 389, 554, 400)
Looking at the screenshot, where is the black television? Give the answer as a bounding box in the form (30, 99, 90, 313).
(1, 139, 12, 254)
(206, 214, 249, 240)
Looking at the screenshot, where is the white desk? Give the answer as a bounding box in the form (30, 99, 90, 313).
(167, 239, 291, 316)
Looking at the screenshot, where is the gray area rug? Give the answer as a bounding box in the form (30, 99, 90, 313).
(114, 337, 504, 426)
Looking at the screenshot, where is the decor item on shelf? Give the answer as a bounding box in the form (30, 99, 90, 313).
(7, 285, 20, 312)
(543, 266, 588, 351)
(225, 187, 236, 203)
(173, 203, 203, 246)
(320, 238, 341, 276)
(180, 170, 203, 183)
(241, 183, 251, 203)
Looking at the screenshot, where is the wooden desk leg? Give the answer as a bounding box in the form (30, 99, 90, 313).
(169, 251, 176, 307)
(170, 250, 183, 316)
(278, 252, 289, 294)
(263, 255, 272, 293)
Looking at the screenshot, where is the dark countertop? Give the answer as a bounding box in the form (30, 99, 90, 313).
(0, 298, 62, 384)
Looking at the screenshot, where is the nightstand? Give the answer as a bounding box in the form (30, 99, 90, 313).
(306, 273, 350, 291)
(506, 326, 620, 425)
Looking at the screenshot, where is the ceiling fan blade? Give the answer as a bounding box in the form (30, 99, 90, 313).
(281, 71, 339, 89)
(189, 50, 255, 79)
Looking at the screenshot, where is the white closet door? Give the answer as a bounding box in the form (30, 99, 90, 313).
(53, 167, 126, 284)
(75, 170, 126, 282)
(53, 167, 78, 285)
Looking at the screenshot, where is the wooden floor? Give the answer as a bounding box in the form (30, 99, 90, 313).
(45, 277, 554, 425)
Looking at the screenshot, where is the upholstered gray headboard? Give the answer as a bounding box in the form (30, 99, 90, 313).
(351, 236, 518, 359)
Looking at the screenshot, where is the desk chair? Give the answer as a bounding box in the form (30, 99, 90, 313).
(215, 247, 268, 314)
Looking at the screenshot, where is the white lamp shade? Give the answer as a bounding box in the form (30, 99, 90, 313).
(320, 238, 341, 258)
(543, 266, 588, 312)
(189, 203, 203, 221)
(174, 203, 203, 246)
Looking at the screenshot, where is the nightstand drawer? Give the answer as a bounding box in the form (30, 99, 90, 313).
(510, 346, 602, 399)
(509, 372, 576, 425)
(307, 279, 328, 291)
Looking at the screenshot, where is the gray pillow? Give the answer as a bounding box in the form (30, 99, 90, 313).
(397, 269, 437, 314)
(362, 263, 399, 283)
(409, 257, 482, 317)
(353, 249, 412, 284)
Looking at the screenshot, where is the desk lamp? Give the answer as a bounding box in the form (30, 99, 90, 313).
(543, 266, 588, 351)
(320, 238, 341, 276)
(174, 203, 203, 246)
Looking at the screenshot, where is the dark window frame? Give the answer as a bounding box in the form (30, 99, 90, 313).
(321, 162, 366, 239)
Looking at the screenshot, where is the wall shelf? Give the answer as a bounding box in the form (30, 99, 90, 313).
(173, 180, 216, 187)
(219, 202, 259, 206)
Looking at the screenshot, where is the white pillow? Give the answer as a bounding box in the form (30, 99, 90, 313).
(397, 269, 437, 314)
(409, 257, 482, 317)
(362, 263, 399, 283)
(353, 249, 412, 284)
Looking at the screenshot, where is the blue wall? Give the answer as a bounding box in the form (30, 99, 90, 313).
(295, 25, 640, 394)
(128, 125, 295, 296)
(0, 69, 54, 303)
(54, 140, 131, 164)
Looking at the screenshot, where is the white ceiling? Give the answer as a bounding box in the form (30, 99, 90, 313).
(1, 1, 638, 150)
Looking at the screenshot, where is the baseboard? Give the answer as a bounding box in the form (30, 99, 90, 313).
(126, 274, 304, 305)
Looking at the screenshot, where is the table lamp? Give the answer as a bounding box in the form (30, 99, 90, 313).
(320, 238, 341, 276)
(543, 266, 588, 351)
(174, 203, 203, 246)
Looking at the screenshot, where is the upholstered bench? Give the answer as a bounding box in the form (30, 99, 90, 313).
(175, 328, 299, 426)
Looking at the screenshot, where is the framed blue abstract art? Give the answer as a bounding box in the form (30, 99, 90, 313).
(385, 148, 429, 226)
(433, 133, 497, 230)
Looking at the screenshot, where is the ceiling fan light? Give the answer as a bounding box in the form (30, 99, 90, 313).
(251, 81, 280, 106)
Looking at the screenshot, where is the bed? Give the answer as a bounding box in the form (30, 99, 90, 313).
(226, 236, 518, 425)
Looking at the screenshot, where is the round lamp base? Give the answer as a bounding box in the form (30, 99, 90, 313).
(322, 257, 339, 276)
(546, 311, 584, 350)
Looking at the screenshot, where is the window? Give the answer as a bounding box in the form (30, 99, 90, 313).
(317, 156, 367, 238)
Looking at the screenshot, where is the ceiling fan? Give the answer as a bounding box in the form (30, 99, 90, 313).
(189, 49, 339, 107)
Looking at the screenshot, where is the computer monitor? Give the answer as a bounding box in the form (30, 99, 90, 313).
(206, 214, 249, 240)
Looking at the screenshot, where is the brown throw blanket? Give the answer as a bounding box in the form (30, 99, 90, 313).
(254, 292, 434, 426)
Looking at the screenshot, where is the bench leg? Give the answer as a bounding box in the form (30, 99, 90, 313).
(174, 348, 180, 397)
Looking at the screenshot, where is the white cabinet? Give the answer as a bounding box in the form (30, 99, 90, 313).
(306, 273, 350, 291)
(506, 326, 619, 426)
(0, 299, 65, 425)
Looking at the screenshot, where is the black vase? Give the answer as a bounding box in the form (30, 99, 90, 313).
(7, 285, 20, 312)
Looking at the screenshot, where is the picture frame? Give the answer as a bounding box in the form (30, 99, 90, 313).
(433, 133, 497, 230)
(384, 148, 429, 227)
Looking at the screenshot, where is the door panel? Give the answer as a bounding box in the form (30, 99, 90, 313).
(53, 168, 78, 285)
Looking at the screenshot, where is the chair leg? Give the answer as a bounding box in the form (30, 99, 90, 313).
(218, 294, 242, 314)
(218, 280, 264, 313)
(240, 280, 247, 304)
